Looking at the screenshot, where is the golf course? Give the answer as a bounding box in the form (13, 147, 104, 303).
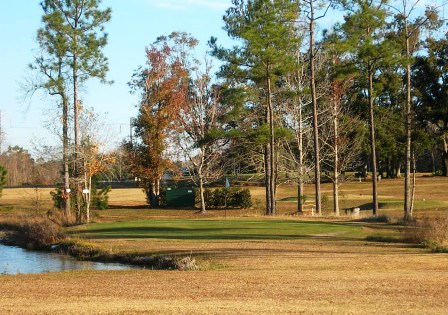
(1, 175, 448, 314)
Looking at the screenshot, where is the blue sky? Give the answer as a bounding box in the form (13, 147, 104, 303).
(0, 0, 232, 155)
(0, 0, 440, 156)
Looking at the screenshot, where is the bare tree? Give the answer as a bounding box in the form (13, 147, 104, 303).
(173, 59, 228, 213)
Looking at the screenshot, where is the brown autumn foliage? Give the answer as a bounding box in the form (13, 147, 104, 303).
(125, 33, 194, 207)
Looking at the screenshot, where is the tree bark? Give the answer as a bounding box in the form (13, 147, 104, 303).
(267, 75, 276, 216)
(297, 99, 304, 214)
(443, 135, 448, 176)
(333, 99, 340, 216)
(73, 5, 82, 224)
(62, 95, 71, 219)
(264, 143, 272, 215)
(368, 70, 379, 215)
(199, 177, 206, 214)
(309, 1, 322, 215)
(404, 15, 412, 220)
(198, 154, 206, 214)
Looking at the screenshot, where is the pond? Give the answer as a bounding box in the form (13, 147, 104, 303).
(0, 243, 134, 275)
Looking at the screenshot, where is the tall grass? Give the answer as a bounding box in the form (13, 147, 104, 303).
(1, 215, 65, 249)
(404, 216, 448, 252)
(19, 215, 65, 249)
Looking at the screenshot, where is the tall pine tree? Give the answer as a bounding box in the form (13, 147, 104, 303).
(334, 0, 400, 215)
(210, 0, 301, 215)
(32, 0, 111, 222)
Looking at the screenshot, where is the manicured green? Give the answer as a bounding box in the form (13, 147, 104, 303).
(74, 219, 364, 241)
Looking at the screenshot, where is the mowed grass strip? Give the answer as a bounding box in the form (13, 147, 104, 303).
(73, 219, 364, 240)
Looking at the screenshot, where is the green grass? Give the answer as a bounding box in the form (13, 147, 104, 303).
(72, 219, 365, 241)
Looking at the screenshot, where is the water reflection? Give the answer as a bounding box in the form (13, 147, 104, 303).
(0, 244, 134, 274)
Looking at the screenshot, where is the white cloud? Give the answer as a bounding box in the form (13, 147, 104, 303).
(149, 0, 231, 10)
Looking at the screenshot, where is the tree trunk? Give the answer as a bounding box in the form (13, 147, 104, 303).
(404, 16, 412, 220)
(62, 95, 71, 219)
(267, 75, 276, 216)
(199, 176, 206, 214)
(431, 150, 436, 174)
(410, 150, 416, 216)
(155, 178, 160, 207)
(309, 1, 322, 215)
(297, 102, 304, 213)
(146, 180, 160, 208)
(264, 144, 272, 215)
(295, 64, 304, 213)
(73, 50, 83, 223)
(84, 174, 91, 223)
(333, 99, 340, 216)
(443, 135, 448, 176)
(73, 10, 83, 224)
(368, 70, 379, 215)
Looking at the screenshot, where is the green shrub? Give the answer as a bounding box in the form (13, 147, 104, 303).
(203, 188, 215, 209)
(197, 187, 252, 209)
(50, 187, 68, 209)
(51, 183, 111, 210)
(91, 185, 111, 210)
(159, 186, 167, 207)
(432, 170, 444, 176)
(213, 188, 228, 207)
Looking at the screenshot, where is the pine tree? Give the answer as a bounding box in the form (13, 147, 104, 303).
(210, 0, 301, 215)
(34, 0, 111, 223)
(334, 0, 400, 215)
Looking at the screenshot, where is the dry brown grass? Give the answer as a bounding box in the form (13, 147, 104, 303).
(1, 239, 448, 314)
(1, 175, 447, 217)
(1, 176, 448, 314)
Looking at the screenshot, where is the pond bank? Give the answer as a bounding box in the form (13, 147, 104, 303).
(1, 228, 198, 271)
(0, 243, 134, 274)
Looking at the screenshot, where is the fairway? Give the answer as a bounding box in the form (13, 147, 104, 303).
(74, 219, 364, 241)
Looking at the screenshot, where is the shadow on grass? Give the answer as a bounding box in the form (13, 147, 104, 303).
(107, 205, 150, 210)
(357, 201, 403, 211)
(73, 220, 365, 241)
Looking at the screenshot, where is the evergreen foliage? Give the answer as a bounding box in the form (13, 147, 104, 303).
(197, 187, 253, 209)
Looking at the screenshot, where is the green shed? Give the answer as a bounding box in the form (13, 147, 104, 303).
(165, 187, 195, 208)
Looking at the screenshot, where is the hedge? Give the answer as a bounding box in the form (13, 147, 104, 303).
(196, 187, 252, 209)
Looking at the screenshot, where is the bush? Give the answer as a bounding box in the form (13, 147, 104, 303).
(213, 188, 227, 207)
(16, 216, 64, 249)
(50, 187, 73, 209)
(403, 216, 448, 251)
(91, 185, 111, 210)
(159, 186, 167, 207)
(51, 183, 111, 211)
(202, 188, 215, 209)
(197, 187, 252, 209)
